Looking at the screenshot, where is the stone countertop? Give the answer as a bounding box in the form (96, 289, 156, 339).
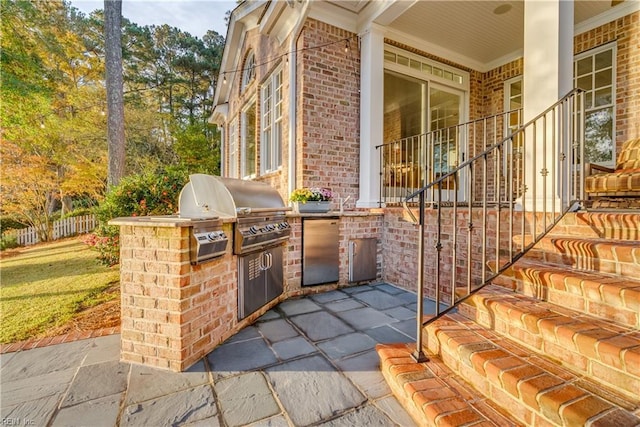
(109, 210, 384, 227)
(287, 210, 384, 218)
(109, 215, 230, 228)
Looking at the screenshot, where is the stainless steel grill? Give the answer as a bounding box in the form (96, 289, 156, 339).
(179, 174, 291, 319)
(178, 176, 230, 264)
(179, 174, 291, 255)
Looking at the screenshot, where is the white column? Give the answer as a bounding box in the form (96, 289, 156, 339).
(518, 0, 573, 211)
(357, 24, 385, 208)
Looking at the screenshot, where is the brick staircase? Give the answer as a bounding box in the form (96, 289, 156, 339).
(377, 212, 640, 426)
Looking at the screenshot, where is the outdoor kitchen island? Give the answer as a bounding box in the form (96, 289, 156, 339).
(110, 191, 383, 372)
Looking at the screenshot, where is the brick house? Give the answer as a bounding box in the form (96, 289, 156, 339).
(211, 0, 638, 206)
(211, 0, 639, 288)
(204, 1, 640, 424)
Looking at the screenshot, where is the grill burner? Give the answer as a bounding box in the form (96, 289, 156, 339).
(234, 216, 291, 254)
(190, 220, 228, 265)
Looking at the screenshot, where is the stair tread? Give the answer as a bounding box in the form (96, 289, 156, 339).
(463, 284, 640, 399)
(505, 257, 640, 287)
(522, 234, 640, 245)
(425, 313, 640, 426)
(521, 234, 640, 276)
(493, 258, 640, 327)
(376, 342, 522, 427)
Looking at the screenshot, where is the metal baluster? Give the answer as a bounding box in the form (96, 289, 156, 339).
(482, 152, 488, 284)
(467, 161, 474, 294)
(412, 189, 427, 363)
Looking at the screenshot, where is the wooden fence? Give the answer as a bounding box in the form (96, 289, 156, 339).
(4, 215, 97, 246)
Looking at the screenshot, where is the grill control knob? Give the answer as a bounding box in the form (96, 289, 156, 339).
(206, 232, 219, 241)
(265, 224, 275, 231)
(248, 226, 258, 234)
(278, 222, 289, 230)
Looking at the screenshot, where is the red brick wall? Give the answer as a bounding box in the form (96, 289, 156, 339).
(284, 213, 383, 293)
(119, 223, 237, 371)
(382, 207, 534, 295)
(298, 19, 360, 203)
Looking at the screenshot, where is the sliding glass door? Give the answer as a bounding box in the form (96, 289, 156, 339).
(383, 71, 465, 201)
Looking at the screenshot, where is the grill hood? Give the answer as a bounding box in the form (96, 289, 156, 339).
(179, 174, 288, 219)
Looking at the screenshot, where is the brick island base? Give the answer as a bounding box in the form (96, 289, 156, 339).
(110, 212, 383, 372)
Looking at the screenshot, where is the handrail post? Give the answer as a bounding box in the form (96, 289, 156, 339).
(412, 190, 428, 362)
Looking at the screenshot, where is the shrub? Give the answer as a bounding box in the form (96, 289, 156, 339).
(86, 167, 189, 265)
(0, 234, 19, 251)
(0, 216, 27, 234)
(61, 208, 94, 219)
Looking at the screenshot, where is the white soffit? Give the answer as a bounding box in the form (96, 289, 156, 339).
(382, 0, 637, 72)
(387, 1, 525, 72)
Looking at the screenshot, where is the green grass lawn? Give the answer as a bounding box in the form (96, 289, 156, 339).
(0, 237, 120, 343)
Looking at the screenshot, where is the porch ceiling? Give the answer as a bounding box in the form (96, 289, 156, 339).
(326, 0, 630, 70)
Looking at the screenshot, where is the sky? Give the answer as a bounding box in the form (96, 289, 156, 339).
(69, 0, 236, 38)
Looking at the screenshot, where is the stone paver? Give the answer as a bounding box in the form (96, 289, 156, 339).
(277, 298, 322, 316)
(271, 336, 316, 360)
(336, 306, 398, 330)
(317, 332, 377, 360)
(324, 298, 365, 312)
(257, 318, 300, 343)
(365, 324, 413, 344)
(383, 305, 416, 321)
(336, 350, 391, 399)
(310, 290, 349, 304)
(125, 360, 209, 405)
(207, 338, 278, 377)
(289, 311, 354, 341)
(52, 393, 122, 427)
(61, 361, 129, 407)
(392, 319, 418, 339)
(376, 395, 420, 426)
(266, 355, 366, 426)
(216, 372, 280, 426)
(375, 283, 408, 295)
(121, 384, 218, 426)
(352, 290, 407, 310)
(318, 404, 396, 426)
(0, 283, 419, 427)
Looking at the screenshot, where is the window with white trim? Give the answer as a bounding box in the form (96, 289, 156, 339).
(241, 100, 256, 178)
(574, 43, 616, 165)
(228, 120, 238, 178)
(242, 51, 255, 91)
(261, 67, 283, 174)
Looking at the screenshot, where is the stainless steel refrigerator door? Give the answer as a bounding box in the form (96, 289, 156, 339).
(349, 238, 377, 282)
(302, 218, 340, 286)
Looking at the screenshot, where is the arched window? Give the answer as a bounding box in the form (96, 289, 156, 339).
(242, 50, 255, 91)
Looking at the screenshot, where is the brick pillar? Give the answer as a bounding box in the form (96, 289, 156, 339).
(114, 219, 236, 372)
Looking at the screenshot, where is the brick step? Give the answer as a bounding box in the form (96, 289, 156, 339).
(459, 284, 640, 401)
(551, 212, 640, 241)
(376, 342, 521, 426)
(423, 313, 640, 426)
(490, 259, 640, 329)
(512, 235, 640, 277)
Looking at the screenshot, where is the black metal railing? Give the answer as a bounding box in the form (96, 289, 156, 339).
(400, 89, 585, 362)
(377, 108, 524, 205)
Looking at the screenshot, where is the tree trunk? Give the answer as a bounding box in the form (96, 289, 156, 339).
(104, 0, 125, 187)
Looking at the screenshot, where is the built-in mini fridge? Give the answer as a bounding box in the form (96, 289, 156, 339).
(302, 218, 340, 286)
